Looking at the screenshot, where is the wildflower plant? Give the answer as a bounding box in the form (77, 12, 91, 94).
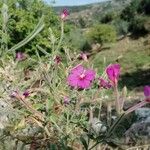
(0, 3, 149, 150)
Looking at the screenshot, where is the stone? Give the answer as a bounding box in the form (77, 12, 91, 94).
(135, 107, 150, 121)
(90, 118, 107, 134)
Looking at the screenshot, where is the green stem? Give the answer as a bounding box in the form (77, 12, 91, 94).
(89, 114, 125, 150)
(106, 113, 125, 138)
(55, 21, 64, 54)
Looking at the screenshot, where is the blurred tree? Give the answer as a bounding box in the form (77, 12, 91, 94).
(138, 0, 150, 15)
(120, 0, 150, 36)
(65, 28, 90, 52)
(113, 19, 129, 37)
(78, 17, 86, 28)
(129, 16, 149, 36)
(86, 24, 117, 47)
(0, 0, 67, 54)
(121, 0, 140, 21)
(101, 12, 116, 24)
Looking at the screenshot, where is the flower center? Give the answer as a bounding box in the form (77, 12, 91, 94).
(79, 73, 86, 79)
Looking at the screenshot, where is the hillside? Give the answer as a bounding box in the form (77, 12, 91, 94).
(54, 0, 132, 27)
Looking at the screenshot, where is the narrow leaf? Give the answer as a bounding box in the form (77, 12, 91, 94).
(8, 16, 45, 52)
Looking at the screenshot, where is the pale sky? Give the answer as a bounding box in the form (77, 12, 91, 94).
(45, 0, 107, 6)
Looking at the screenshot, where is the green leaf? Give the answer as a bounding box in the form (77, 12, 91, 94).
(33, 103, 44, 110)
(7, 16, 45, 52)
(47, 143, 57, 150)
(80, 136, 88, 150)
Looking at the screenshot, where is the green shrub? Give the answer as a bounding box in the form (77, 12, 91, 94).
(120, 0, 150, 36)
(78, 17, 86, 28)
(101, 12, 116, 24)
(138, 0, 150, 15)
(129, 16, 149, 36)
(65, 28, 91, 51)
(0, 0, 61, 54)
(121, 0, 141, 21)
(87, 24, 117, 46)
(113, 19, 129, 36)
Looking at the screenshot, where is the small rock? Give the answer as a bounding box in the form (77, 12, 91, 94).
(135, 107, 150, 121)
(90, 118, 107, 134)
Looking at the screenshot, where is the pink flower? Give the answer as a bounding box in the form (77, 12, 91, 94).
(99, 78, 112, 89)
(16, 52, 26, 61)
(106, 64, 120, 85)
(23, 90, 30, 98)
(54, 55, 62, 64)
(64, 96, 70, 105)
(79, 52, 88, 61)
(10, 90, 30, 99)
(60, 8, 69, 20)
(10, 91, 19, 98)
(67, 65, 95, 89)
(144, 85, 150, 102)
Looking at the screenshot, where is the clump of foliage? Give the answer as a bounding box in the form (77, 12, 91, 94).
(120, 0, 150, 36)
(101, 12, 117, 24)
(113, 19, 129, 36)
(129, 16, 149, 36)
(137, 0, 150, 15)
(87, 24, 117, 46)
(0, 0, 71, 54)
(120, 0, 140, 22)
(65, 28, 91, 52)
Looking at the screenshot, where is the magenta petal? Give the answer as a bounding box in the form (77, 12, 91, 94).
(10, 91, 19, 98)
(62, 9, 69, 16)
(99, 78, 112, 89)
(54, 56, 62, 64)
(80, 53, 88, 61)
(78, 80, 91, 89)
(68, 79, 78, 87)
(85, 69, 96, 81)
(64, 96, 70, 105)
(83, 80, 91, 88)
(16, 52, 26, 61)
(71, 64, 84, 75)
(23, 91, 30, 98)
(61, 8, 69, 20)
(106, 67, 113, 80)
(144, 86, 150, 97)
(67, 74, 77, 81)
(113, 64, 120, 77)
(106, 64, 120, 83)
(67, 74, 78, 87)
